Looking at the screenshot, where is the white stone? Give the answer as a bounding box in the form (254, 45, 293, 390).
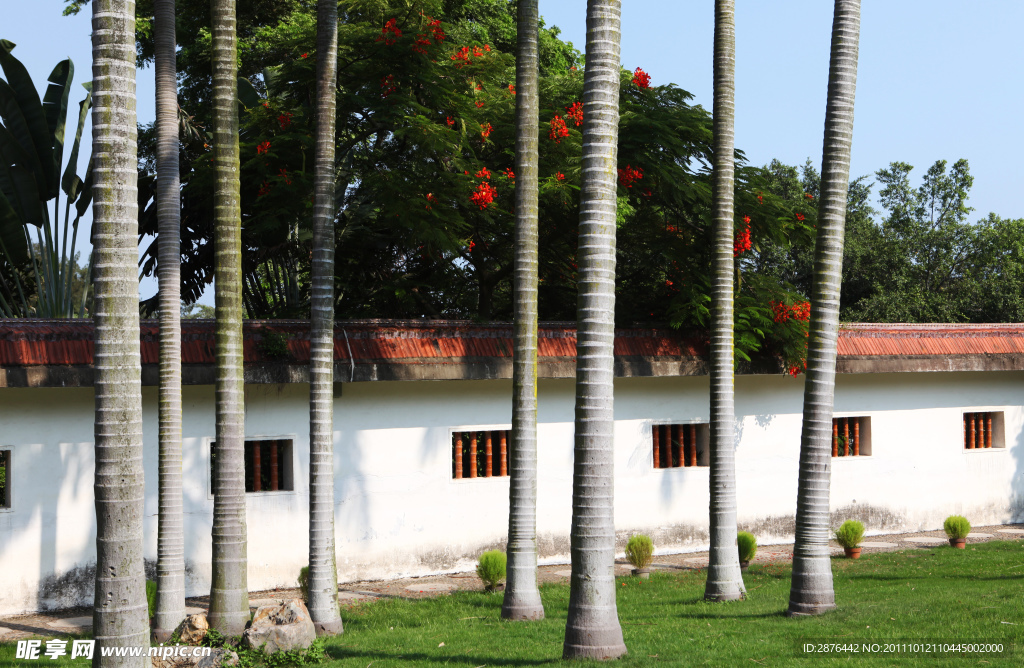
(905, 537, 946, 544)
(859, 542, 898, 548)
(967, 532, 993, 538)
(997, 529, 1024, 534)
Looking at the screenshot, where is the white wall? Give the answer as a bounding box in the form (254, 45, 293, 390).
(1, 370, 1022, 614)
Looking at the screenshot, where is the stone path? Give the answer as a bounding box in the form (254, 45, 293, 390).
(3, 523, 1022, 642)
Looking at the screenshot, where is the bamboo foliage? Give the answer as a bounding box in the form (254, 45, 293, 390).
(704, 0, 746, 603)
(563, 0, 627, 660)
(501, 0, 545, 623)
(307, 0, 343, 637)
(90, 0, 149, 665)
(788, 0, 861, 617)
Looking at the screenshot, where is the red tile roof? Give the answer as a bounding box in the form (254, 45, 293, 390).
(2, 320, 1024, 378)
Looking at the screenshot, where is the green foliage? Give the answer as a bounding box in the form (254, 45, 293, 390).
(475, 550, 506, 590)
(834, 520, 865, 548)
(625, 534, 654, 570)
(297, 565, 309, 604)
(943, 515, 971, 540)
(736, 531, 757, 562)
(145, 580, 157, 619)
(259, 331, 291, 360)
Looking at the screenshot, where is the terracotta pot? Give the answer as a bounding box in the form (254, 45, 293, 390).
(949, 538, 966, 549)
(631, 568, 651, 579)
(844, 547, 861, 559)
(739, 560, 750, 571)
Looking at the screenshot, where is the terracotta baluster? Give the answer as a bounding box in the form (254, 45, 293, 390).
(499, 431, 508, 476)
(986, 414, 993, 448)
(843, 418, 850, 457)
(968, 413, 975, 449)
(270, 440, 279, 491)
(672, 425, 681, 467)
(853, 418, 860, 456)
(252, 442, 261, 492)
(454, 433, 463, 479)
(652, 424, 660, 469)
(963, 415, 968, 450)
(485, 431, 493, 477)
(469, 432, 478, 478)
(688, 424, 697, 467)
(832, 421, 838, 457)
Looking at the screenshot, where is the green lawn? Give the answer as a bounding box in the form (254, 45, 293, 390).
(3, 541, 1023, 667)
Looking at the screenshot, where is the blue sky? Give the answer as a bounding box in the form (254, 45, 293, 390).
(4, 1, 1024, 303)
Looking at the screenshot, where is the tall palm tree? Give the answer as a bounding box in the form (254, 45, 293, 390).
(208, 0, 250, 635)
(501, 0, 544, 623)
(788, 0, 861, 617)
(307, 0, 343, 637)
(91, 0, 149, 664)
(704, 0, 746, 603)
(152, 0, 186, 642)
(562, 0, 627, 659)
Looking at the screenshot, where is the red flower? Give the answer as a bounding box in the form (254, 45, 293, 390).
(300, 52, 309, 59)
(381, 75, 398, 98)
(618, 164, 643, 188)
(258, 181, 271, 197)
(428, 18, 446, 43)
(565, 101, 584, 127)
(412, 34, 432, 54)
(480, 123, 493, 139)
(451, 46, 471, 67)
(472, 46, 484, 57)
(475, 100, 485, 108)
(446, 116, 455, 127)
(426, 192, 436, 210)
(475, 167, 492, 180)
(468, 240, 476, 252)
(503, 168, 515, 179)
(508, 84, 516, 95)
(805, 192, 814, 200)
(795, 213, 805, 222)
(556, 172, 565, 181)
(632, 67, 652, 89)
(377, 18, 402, 46)
(277, 112, 293, 129)
(469, 181, 497, 209)
(733, 218, 752, 256)
(757, 191, 763, 204)
(278, 168, 292, 185)
(771, 300, 811, 323)
(256, 141, 271, 155)
(484, 44, 491, 52)
(549, 115, 569, 143)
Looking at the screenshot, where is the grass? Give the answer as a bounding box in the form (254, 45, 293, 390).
(3, 541, 1023, 666)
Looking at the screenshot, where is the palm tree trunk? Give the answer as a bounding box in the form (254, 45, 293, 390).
(153, 0, 186, 642)
(208, 0, 249, 635)
(562, 0, 627, 659)
(91, 1, 149, 664)
(501, 0, 545, 623)
(788, 0, 861, 617)
(307, 0, 343, 637)
(704, 0, 746, 603)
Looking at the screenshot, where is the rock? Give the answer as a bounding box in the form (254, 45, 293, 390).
(242, 599, 316, 654)
(151, 647, 237, 668)
(175, 613, 209, 645)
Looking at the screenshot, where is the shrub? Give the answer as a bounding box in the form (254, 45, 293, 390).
(835, 520, 865, 548)
(737, 531, 757, 562)
(625, 534, 654, 570)
(476, 550, 506, 590)
(145, 580, 157, 619)
(298, 566, 309, 603)
(944, 515, 971, 540)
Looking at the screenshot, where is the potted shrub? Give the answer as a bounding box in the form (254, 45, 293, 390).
(944, 515, 971, 549)
(737, 531, 757, 570)
(625, 534, 654, 579)
(476, 550, 507, 591)
(835, 520, 865, 559)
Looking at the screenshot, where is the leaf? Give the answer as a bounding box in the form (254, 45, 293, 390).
(42, 59, 73, 199)
(0, 41, 54, 196)
(0, 189, 28, 264)
(61, 82, 91, 200)
(238, 76, 263, 110)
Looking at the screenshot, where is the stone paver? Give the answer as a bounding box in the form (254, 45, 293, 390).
(404, 583, 456, 593)
(967, 532, 993, 538)
(905, 536, 947, 544)
(859, 541, 898, 548)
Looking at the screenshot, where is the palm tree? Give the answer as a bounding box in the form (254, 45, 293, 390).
(90, 0, 149, 664)
(704, 0, 746, 603)
(501, 0, 544, 623)
(307, 0, 343, 636)
(562, 0, 627, 659)
(788, 0, 861, 617)
(152, 0, 186, 642)
(208, 0, 250, 635)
